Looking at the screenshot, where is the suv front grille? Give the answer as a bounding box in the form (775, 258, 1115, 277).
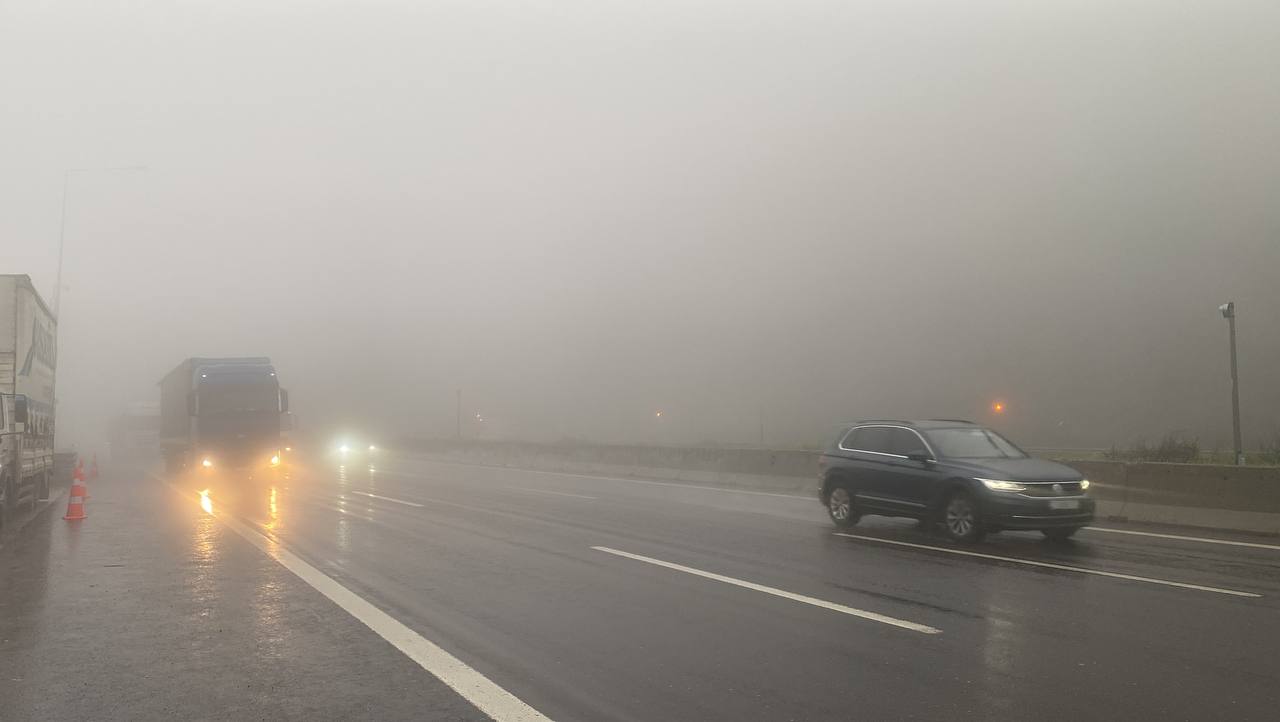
(1020, 482, 1084, 497)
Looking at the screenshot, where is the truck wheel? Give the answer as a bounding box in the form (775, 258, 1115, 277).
(0, 472, 14, 529)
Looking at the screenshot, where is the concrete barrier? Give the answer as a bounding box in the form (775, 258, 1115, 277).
(399, 439, 1280, 535)
(401, 439, 819, 495)
(1069, 459, 1280, 533)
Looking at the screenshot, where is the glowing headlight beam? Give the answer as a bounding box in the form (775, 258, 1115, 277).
(977, 478, 1027, 492)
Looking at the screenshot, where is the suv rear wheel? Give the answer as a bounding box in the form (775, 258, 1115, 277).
(943, 490, 985, 543)
(826, 485, 859, 529)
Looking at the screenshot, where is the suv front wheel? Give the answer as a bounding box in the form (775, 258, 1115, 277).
(943, 490, 986, 543)
(826, 485, 859, 529)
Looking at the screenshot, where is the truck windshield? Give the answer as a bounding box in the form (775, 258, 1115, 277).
(199, 385, 278, 414)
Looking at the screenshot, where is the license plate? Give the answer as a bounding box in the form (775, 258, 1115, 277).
(1049, 499, 1080, 510)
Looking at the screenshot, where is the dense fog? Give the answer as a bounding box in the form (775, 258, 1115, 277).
(2, 1, 1278, 451)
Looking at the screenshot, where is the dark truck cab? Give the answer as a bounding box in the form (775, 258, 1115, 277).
(159, 357, 290, 474)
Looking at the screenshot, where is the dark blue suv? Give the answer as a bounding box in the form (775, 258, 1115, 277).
(818, 420, 1094, 542)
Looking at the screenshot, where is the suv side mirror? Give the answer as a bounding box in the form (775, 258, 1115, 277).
(905, 451, 934, 463)
(13, 394, 29, 425)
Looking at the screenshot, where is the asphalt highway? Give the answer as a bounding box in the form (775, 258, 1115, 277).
(3, 451, 1278, 720)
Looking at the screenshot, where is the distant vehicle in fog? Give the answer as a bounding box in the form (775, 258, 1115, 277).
(107, 401, 161, 460)
(0, 274, 56, 526)
(159, 357, 291, 474)
(329, 437, 380, 463)
(818, 420, 1094, 542)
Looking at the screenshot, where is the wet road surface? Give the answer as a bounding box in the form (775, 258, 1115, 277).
(3, 451, 1278, 720)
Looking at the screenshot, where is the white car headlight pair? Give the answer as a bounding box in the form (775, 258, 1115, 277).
(977, 478, 1090, 492)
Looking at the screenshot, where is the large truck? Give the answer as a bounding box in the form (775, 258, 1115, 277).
(159, 357, 290, 474)
(0, 275, 56, 525)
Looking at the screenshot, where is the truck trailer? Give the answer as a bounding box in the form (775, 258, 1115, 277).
(159, 357, 290, 474)
(0, 275, 56, 526)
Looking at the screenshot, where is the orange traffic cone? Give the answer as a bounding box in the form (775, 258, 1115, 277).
(89, 455, 99, 480)
(64, 463, 88, 520)
(74, 458, 90, 499)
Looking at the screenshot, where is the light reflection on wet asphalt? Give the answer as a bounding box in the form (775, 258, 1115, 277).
(16, 453, 1272, 721)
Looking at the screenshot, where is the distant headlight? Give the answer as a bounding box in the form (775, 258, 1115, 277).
(270, 454, 281, 466)
(1080, 479, 1090, 490)
(368, 444, 377, 452)
(339, 445, 350, 453)
(201, 458, 214, 468)
(977, 478, 1026, 492)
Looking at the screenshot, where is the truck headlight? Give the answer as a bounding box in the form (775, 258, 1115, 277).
(977, 478, 1026, 492)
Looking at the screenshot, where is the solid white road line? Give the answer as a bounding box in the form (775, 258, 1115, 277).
(834, 533, 1262, 598)
(1084, 526, 1280, 551)
(505, 487, 597, 500)
(350, 490, 425, 508)
(161, 479, 552, 722)
(591, 546, 941, 635)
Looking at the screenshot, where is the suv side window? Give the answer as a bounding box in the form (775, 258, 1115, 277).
(844, 426, 894, 454)
(888, 428, 929, 457)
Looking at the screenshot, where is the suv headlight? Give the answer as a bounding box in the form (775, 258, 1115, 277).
(977, 478, 1027, 492)
(1080, 479, 1090, 490)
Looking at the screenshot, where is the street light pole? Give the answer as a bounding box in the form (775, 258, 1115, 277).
(1219, 302, 1244, 465)
(53, 165, 147, 318)
(54, 170, 72, 318)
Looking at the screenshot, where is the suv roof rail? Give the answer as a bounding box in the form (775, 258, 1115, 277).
(853, 419, 914, 426)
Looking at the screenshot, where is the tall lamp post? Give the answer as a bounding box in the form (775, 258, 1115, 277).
(54, 165, 147, 317)
(1219, 302, 1244, 465)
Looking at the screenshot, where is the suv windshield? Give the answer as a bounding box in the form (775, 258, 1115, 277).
(926, 427, 1026, 459)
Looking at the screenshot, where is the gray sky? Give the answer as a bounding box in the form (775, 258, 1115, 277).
(2, 0, 1278, 450)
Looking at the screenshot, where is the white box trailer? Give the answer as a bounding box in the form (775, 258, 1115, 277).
(0, 274, 56, 525)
